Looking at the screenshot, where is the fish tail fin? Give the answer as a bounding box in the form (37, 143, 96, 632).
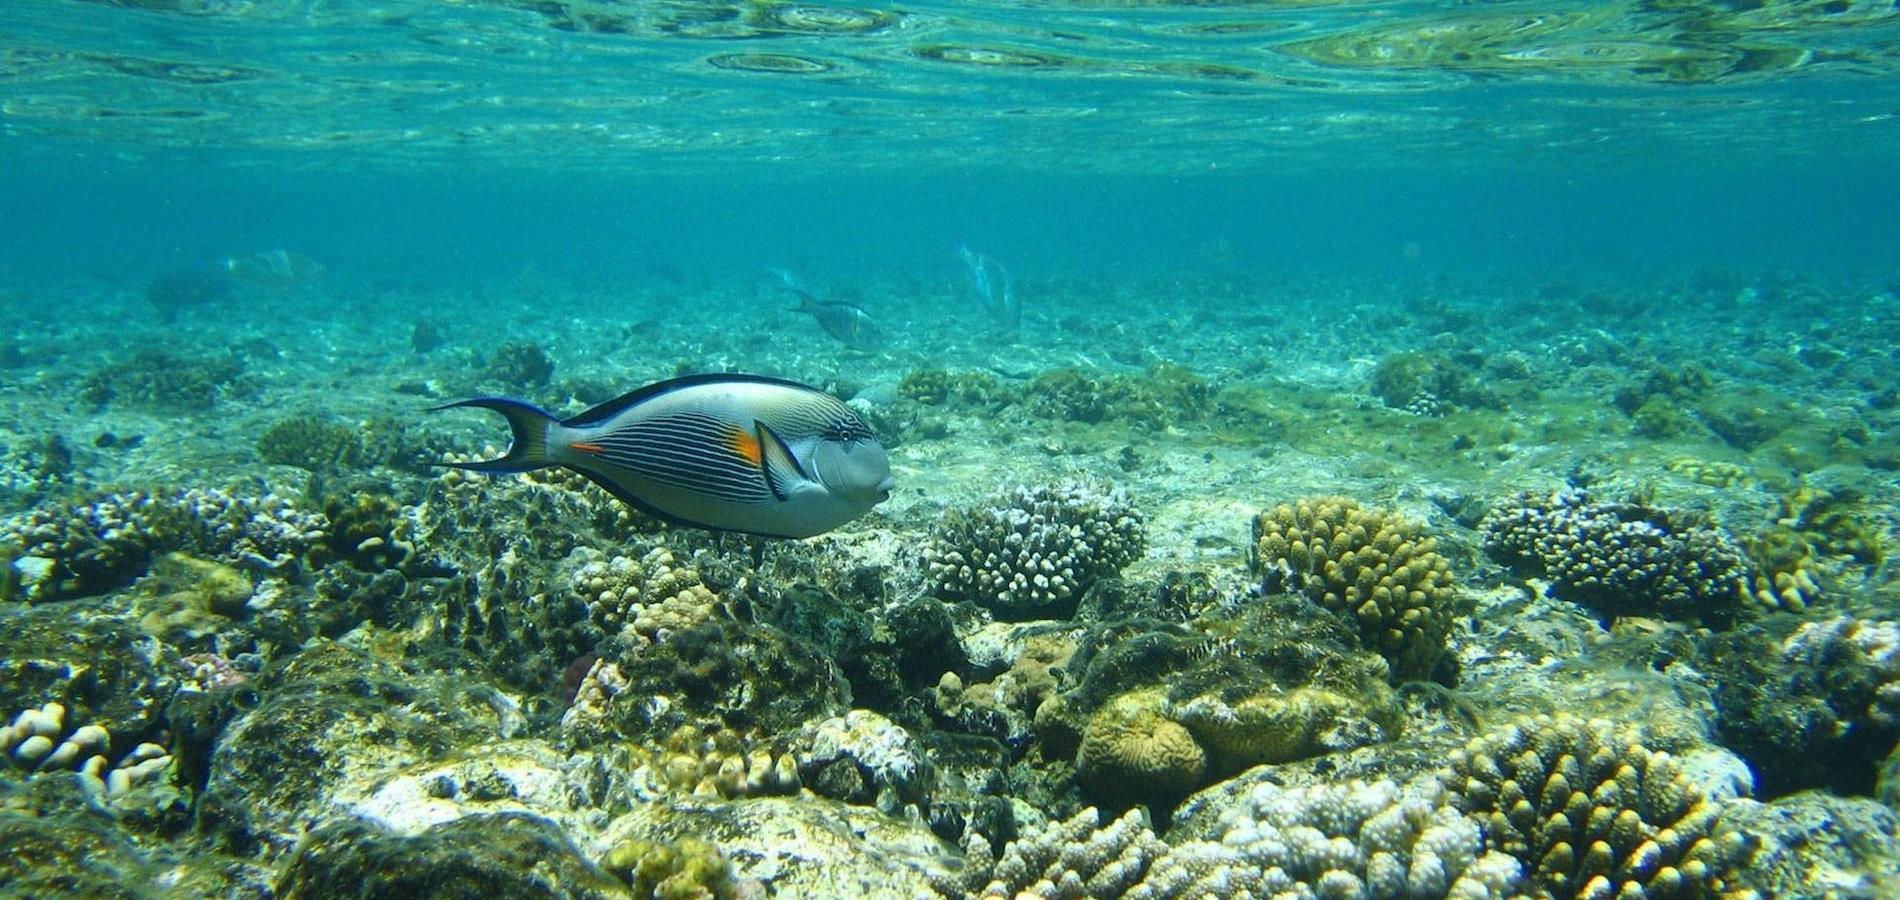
(431, 397, 559, 473)
(787, 287, 819, 312)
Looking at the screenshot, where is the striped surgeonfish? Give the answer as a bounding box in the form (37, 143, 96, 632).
(434, 374, 894, 539)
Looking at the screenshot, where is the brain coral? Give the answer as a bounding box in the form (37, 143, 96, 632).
(1252, 496, 1457, 681)
(1443, 715, 1755, 899)
(1076, 687, 1208, 810)
(1480, 490, 1750, 626)
(927, 481, 1146, 620)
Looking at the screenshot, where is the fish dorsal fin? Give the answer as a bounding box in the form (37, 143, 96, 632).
(561, 373, 822, 428)
(755, 421, 808, 502)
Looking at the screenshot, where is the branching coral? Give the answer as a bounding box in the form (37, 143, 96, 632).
(1481, 490, 1750, 626)
(927, 481, 1146, 620)
(1252, 496, 1457, 681)
(1190, 778, 1525, 899)
(1742, 487, 1886, 612)
(1443, 715, 1755, 899)
(937, 806, 1167, 900)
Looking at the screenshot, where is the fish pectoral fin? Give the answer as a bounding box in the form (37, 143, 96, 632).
(755, 421, 808, 502)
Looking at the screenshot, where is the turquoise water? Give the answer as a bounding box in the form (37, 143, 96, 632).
(6, 1, 1900, 898)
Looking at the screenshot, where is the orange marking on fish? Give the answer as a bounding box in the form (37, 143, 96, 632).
(726, 426, 764, 467)
(571, 442, 605, 453)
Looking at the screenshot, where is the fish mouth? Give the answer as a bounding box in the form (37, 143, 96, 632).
(874, 476, 896, 503)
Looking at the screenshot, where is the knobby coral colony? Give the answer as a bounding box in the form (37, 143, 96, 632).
(0, 461, 1869, 898)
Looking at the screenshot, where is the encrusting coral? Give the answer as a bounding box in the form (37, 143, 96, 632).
(927, 481, 1146, 620)
(1442, 715, 1755, 899)
(1252, 496, 1457, 681)
(1480, 490, 1751, 625)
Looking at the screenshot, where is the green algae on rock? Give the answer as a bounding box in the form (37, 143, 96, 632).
(277, 813, 628, 900)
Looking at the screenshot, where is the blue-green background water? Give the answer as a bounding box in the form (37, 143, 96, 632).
(5, 0, 1900, 294)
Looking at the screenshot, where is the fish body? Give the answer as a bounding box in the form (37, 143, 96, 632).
(788, 288, 881, 350)
(222, 249, 324, 286)
(436, 374, 894, 539)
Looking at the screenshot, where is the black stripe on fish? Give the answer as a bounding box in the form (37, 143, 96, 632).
(588, 412, 771, 503)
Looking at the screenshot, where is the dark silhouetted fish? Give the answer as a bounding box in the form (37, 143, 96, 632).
(221, 249, 324, 287)
(435, 373, 894, 539)
(789, 287, 882, 350)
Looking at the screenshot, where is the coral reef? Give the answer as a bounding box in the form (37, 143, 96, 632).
(1704, 616, 1900, 798)
(1480, 490, 1751, 625)
(1741, 486, 1885, 612)
(1443, 715, 1755, 899)
(1075, 687, 1207, 810)
(1, 701, 173, 802)
(794, 709, 934, 816)
(1169, 778, 1525, 899)
(1252, 496, 1458, 681)
(276, 813, 627, 899)
(1371, 350, 1501, 416)
(900, 369, 1001, 407)
(927, 481, 1146, 620)
(602, 834, 743, 899)
(483, 341, 555, 389)
(256, 415, 366, 474)
(631, 723, 800, 800)
(573, 546, 721, 644)
(936, 806, 1167, 899)
(1, 485, 324, 602)
(79, 350, 246, 412)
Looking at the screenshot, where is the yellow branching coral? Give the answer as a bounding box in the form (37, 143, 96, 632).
(1252, 496, 1456, 681)
(1445, 715, 1755, 899)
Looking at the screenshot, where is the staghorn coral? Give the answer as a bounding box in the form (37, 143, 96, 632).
(927, 481, 1146, 620)
(571, 546, 720, 643)
(1, 701, 173, 803)
(631, 723, 800, 801)
(1480, 490, 1750, 626)
(1252, 496, 1457, 681)
(1443, 715, 1755, 899)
